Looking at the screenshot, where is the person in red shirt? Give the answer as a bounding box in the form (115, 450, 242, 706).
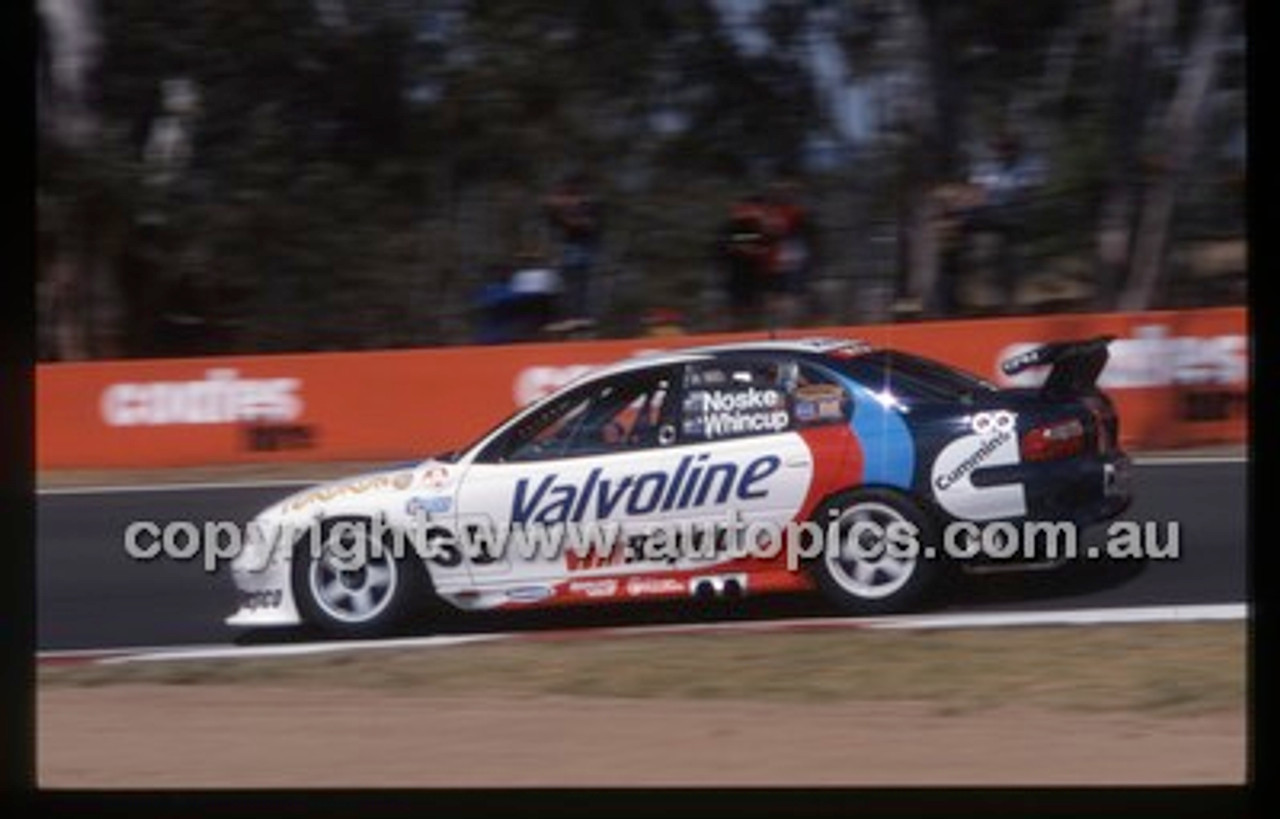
(761, 180, 816, 327)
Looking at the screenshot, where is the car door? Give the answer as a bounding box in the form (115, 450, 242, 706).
(452, 364, 690, 587)
(673, 355, 819, 563)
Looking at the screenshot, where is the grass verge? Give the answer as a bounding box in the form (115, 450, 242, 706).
(40, 622, 1246, 717)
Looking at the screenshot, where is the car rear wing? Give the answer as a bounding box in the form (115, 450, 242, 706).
(1000, 336, 1114, 399)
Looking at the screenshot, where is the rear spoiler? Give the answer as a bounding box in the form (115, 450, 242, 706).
(1000, 336, 1114, 399)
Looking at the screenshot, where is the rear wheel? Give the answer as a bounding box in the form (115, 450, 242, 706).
(808, 488, 947, 615)
(292, 517, 432, 638)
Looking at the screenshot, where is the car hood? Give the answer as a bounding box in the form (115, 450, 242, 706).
(263, 458, 459, 520)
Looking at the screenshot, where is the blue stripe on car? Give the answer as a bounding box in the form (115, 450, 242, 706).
(822, 369, 916, 489)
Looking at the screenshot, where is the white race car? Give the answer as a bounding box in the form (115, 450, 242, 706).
(227, 337, 1130, 636)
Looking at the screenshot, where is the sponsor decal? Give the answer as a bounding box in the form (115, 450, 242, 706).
(694, 387, 783, 413)
(421, 466, 451, 489)
(794, 384, 844, 401)
(567, 578, 620, 598)
(968, 409, 1015, 438)
(567, 541, 633, 572)
(625, 577, 686, 597)
(793, 384, 845, 423)
(683, 387, 790, 440)
(931, 411, 1026, 520)
(406, 495, 453, 516)
(504, 585, 555, 603)
(286, 471, 415, 512)
(243, 422, 315, 452)
(101, 369, 302, 427)
(510, 453, 782, 524)
(238, 589, 284, 611)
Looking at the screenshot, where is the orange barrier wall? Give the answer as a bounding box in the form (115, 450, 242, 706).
(36, 307, 1247, 469)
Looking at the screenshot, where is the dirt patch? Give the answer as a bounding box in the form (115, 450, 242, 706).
(38, 623, 1246, 786)
(38, 685, 1243, 787)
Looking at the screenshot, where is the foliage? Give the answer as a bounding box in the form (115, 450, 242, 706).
(37, 0, 1245, 359)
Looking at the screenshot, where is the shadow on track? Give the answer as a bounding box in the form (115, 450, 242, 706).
(951, 556, 1150, 607)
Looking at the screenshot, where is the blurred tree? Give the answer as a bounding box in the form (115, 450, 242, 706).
(35, 0, 1245, 359)
(1122, 0, 1232, 309)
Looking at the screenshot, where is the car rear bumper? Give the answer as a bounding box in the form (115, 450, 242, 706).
(1033, 451, 1133, 524)
(972, 451, 1133, 526)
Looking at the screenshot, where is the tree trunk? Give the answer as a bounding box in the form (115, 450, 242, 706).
(1120, 0, 1231, 310)
(39, 0, 105, 360)
(1039, 12, 1083, 115)
(48, 255, 88, 361)
(1092, 0, 1154, 309)
(904, 187, 938, 312)
(897, 0, 966, 316)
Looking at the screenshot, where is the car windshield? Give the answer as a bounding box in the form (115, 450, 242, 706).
(828, 350, 996, 404)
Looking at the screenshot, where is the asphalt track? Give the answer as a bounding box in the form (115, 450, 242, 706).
(36, 460, 1247, 651)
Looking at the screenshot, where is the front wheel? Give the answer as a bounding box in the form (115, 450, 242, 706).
(292, 517, 432, 638)
(807, 488, 948, 615)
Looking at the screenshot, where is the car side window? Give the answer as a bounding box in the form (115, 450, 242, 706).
(681, 358, 796, 442)
(482, 370, 679, 463)
(558, 372, 678, 457)
(679, 358, 853, 442)
(477, 388, 594, 463)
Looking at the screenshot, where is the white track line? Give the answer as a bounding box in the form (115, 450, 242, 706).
(99, 633, 508, 664)
(862, 602, 1247, 630)
(1132, 455, 1248, 466)
(574, 603, 1249, 638)
(38, 633, 510, 665)
(38, 478, 317, 496)
(38, 603, 1247, 666)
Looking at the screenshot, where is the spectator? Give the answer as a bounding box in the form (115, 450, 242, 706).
(717, 193, 770, 330)
(968, 132, 1042, 310)
(761, 180, 817, 326)
(507, 250, 563, 341)
(545, 173, 603, 320)
(927, 181, 984, 316)
(472, 263, 519, 344)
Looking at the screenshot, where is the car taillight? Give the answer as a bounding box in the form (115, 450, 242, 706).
(1021, 418, 1085, 461)
(1081, 396, 1116, 454)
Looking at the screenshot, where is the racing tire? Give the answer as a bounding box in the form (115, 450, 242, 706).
(292, 516, 434, 638)
(806, 488, 949, 616)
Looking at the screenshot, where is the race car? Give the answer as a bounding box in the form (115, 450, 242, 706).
(227, 336, 1133, 637)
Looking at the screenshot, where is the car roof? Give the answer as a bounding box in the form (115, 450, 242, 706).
(577, 337, 874, 383)
(637, 335, 870, 363)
